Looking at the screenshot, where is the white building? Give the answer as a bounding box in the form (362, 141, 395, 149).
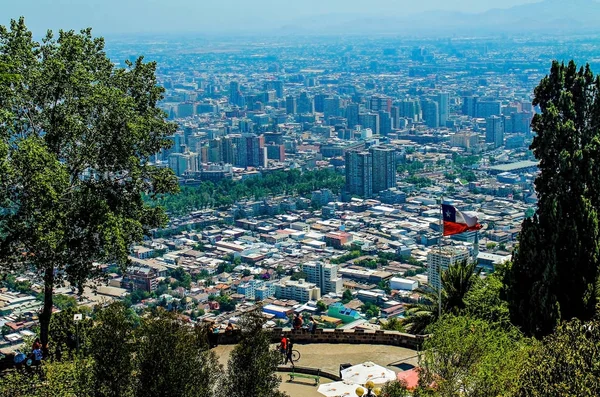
(274, 279, 321, 303)
(427, 247, 470, 290)
(303, 261, 343, 295)
(389, 277, 418, 291)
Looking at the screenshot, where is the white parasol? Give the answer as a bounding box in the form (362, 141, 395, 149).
(317, 380, 360, 397)
(340, 361, 397, 385)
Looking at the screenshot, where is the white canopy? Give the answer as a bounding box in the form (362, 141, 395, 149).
(317, 380, 360, 397)
(340, 361, 397, 385)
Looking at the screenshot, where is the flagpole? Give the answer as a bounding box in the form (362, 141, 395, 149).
(438, 196, 443, 319)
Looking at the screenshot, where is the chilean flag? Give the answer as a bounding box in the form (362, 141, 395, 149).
(442, 204, 482, 236)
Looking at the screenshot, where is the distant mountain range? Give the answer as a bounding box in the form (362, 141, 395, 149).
(279, 0, 600, 35)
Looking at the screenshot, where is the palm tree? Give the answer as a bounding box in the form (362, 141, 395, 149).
(402, 260, 481, 334)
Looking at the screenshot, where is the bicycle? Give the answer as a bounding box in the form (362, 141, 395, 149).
(276, 347, 301, 364)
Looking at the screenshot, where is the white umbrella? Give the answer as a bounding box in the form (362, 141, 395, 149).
(317, 380, 360, 397)
(341, 361, 397, 385)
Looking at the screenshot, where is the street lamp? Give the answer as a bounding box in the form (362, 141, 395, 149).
(356, 380, 382, 396)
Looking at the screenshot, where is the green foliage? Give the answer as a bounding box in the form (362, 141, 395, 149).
(513, 318, 600, 396)
(402, 260, 480, 334)
(378, 280, 392, 294)
(330, 250, 362, 264)
(506, 60, 600, 337)
(341, 289, 353, 304)
(486, 242, 497, 250)
(0, 18, 179, 346)
(404, 175, 433, 188)
(151, 168, 344, 216)
(290, 271, 307, 281)
(354, 258, 378, 269)
(464, 273, 511, 328)
(49, 307, 94, 359)
(453, 154, 481, 167)
(420, 315, 531, 397)
(381, 317, 405, 332)
(215, 295, 236, 312)
(135, 309, 222, 397)
(222, 308, 287, 397)
(53, 294, 78, 311)
(316, 300, 328, 313)
(169, 267, 192, 289)
(380, 380, 410, 397)
(91, 302, 135, 397)
(361, 302, 380, 319)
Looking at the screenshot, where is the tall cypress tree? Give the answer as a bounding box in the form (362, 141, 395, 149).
(506, 61, 600, 337)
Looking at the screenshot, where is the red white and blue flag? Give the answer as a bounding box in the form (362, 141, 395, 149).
(442, 204, 482, 236)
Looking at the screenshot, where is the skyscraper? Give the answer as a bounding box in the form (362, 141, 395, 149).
(378, 110, 392, 136)
(358, 112, 380, 135)
(422, 99, 440, 128)
(370, 146, 396, 193)
(297, 92, 314, 114)
(345, 150, 373, 198)
(346, 103, 360, 129)
(369, 95, 392, 113)
(486, 116, 504, 148)
(437, 92, 449, 125)
(462, 96, 478, 117)
(285, 95, 297, 115)
(323, 97, 341, 120)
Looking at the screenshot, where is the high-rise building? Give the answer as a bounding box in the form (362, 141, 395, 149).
(297, 92, 314, 114)
(285, 95, 297, 115)
(427, 247, 470, 290)
(345, 150, 373, 198)
(168, 152, 200, 177)
(486, 116, 504, 148)
(229, 81, 244, 107)
(346, 103, 360, 129)
(399, 99, 420, 121)
(437, 92, 449, 125)
(462, 96, 478, 117)
(324, 97, 341, 120)
(422, 99, 440, 128)
(390, 106, 400, 129)
(378, 110, 392, 136)
(477, 100, 502, 118)
(231, 134, 264, 168)
(302, 262, 343, 295)
(369, 95, 392, 113)
(314, 93, 330, 113)
(370, 146, 396, 193)
(358, 112, 380, 135)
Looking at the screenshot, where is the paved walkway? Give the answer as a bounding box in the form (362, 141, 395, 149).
(214, 342, 419, 389)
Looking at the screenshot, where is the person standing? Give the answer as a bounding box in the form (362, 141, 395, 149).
(285, 337, 295, 367)
(309, 316, 320, 334)
(292, 313, 303, 330)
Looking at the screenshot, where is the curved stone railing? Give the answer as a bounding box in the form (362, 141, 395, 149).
(277, 365, 342, 381)
(215, 327, 427, 350)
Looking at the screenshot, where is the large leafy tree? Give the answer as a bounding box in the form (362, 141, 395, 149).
(513, 318, 600, 396)
(0, 18, 178, 347)
(134, 309, 221, 397)
(505, 61, 600, 337)
(419, 315, 531, 397)
(221, 308, 287, 397)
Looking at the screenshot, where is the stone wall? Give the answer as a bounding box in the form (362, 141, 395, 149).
(216, 327, 427, 350)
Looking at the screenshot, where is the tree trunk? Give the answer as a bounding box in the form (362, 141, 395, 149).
(39, 266, 54, 353)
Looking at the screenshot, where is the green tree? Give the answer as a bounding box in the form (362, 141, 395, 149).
(513, 318, 600, 396)
(380, 380, 410, 397)
(402, 260, 480, 334)
(316, 300, 328, 313)
(341, 289, 353, 304)
(53, 294, 78, 310)
(91, 302, 135, 397)
(419, 315, 531, 397)
(442, 259, 481, 313)
(505, 61, 600, 337)
(463, 272, 511, 328)
(0, 19, 179, 347)
(135, 309, 221, 397)
(221, 308, 287, 397)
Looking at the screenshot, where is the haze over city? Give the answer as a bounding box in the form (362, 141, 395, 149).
(0, 0, 577, 35)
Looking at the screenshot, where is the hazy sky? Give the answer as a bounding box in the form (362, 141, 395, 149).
(2, 0, 542, 35)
